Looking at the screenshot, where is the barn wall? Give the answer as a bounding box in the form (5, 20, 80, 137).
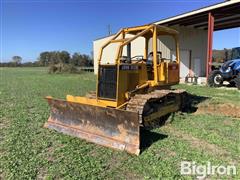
(93, 26, 208, 77)
(172, 26, 208, 77)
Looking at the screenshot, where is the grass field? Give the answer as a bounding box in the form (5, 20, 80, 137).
(0, 67, 240, 179)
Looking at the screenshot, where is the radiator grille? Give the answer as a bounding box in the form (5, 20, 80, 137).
(98, 65, 117, 99)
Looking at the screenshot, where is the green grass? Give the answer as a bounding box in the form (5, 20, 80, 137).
(0, 67, 240, 179)
(175, 84, 240, 106)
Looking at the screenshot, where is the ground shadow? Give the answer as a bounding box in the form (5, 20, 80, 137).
(140, 128, 168, 152)
(181, 93, 210, 113)
(140, 93, 209, 153)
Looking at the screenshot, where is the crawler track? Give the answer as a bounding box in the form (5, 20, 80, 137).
(126, 89, 186, 128)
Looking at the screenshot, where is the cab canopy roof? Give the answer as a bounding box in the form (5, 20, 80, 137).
(122, 24, 179, 38)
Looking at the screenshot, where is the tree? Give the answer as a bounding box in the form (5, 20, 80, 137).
(224, 48, 229, 62)
(59, 51, 70, 64)
(71, 52, 81, 66)
(12, 56, 22, 65)
(70, 53, 93, 67)
(49, 51, 58, 64)
(38, 51, 71, 65)
(39, 52, 51, 66)
(38, 51, 93, 67)
(231, 47, 240, 59)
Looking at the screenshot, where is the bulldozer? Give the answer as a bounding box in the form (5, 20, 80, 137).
(44, 24, 185, 155)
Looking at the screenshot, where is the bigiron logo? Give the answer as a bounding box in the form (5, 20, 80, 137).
(180, 161, 237, 179)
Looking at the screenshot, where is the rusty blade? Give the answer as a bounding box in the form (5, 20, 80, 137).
(44, 97, 140, 155)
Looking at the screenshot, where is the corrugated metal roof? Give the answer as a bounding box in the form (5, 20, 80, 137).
(153, 0, 239, 25)
(94, 0, 240, 41)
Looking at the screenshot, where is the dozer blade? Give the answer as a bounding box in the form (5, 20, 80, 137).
(44, 97, 140, 155)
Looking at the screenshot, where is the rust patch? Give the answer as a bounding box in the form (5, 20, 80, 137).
(44, 97, 140, 155)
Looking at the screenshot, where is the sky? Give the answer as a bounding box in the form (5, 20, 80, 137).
(1, 0, 240, 62)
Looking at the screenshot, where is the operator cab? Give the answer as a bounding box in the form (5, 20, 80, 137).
(97, 24, 180, 102)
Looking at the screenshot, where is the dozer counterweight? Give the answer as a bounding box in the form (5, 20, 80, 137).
(45, 24, 185, 155)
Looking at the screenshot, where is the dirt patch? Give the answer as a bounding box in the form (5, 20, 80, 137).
(36, 167, 48, 180)
(106, 153, 128, 170)
(150, 146, 177, 161)
(0, 117, 10, 129)
(0, 171, 5, 180)
(163, 148, 177, 157)
(0, 117, 11, 157)
(223, 119, 233, 126)
(164, 125, 238, 164)
(121, 171, 143, 180)
(45, 144, 65, 163)
(102, 154, 142, 179)
(195, 103, 240, 118)
(46, 146, 55, 162)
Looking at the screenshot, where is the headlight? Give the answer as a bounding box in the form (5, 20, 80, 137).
(225, 67, 231, 73)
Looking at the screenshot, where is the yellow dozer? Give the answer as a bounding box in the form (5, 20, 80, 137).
(45, 24, 185, 155)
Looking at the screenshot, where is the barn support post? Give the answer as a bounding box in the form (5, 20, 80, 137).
(206, 12, 214, 78)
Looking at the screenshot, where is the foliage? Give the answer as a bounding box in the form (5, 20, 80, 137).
(71, 52, 93, 67)
(231, 47, 240, 59)
(213, 47, 240, 63)
(11, 56, 22, 65)
(39, 51, 93, 74)
(1, 51, 93, 68)
(0, 61, 40, 67)
(1, 67, 240, 179)
(38, 51, 93, 67)
(38, 51, 70, 66)
(48, 63, 79, 74)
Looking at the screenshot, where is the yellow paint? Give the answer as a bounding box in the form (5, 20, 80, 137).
(66, 95, 117, 107)
(64, 24, 181, 108)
